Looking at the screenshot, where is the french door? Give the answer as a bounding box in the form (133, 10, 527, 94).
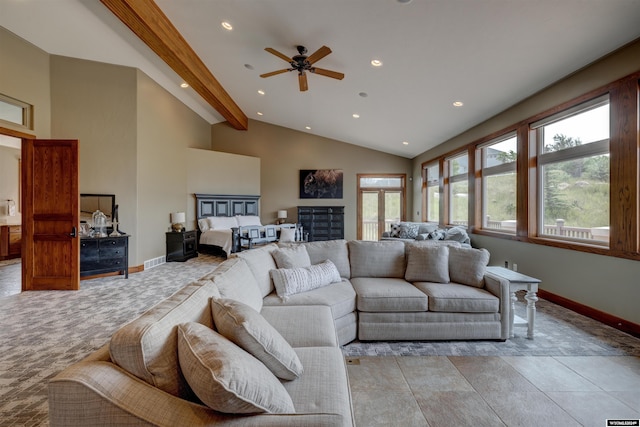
(357, 174, 406, 240)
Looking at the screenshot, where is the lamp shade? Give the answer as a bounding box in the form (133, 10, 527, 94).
(171, 212, 186, 224)
(277, 210, 287, 219)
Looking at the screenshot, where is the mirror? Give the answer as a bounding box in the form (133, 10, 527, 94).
(80, 194, 115, 225)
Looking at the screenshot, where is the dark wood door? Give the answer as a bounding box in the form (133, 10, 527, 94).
(22, 139, 80, 291)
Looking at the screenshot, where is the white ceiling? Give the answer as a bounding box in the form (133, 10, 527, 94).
(2, 0, 640, 158)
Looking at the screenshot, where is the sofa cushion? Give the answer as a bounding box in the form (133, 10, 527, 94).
(405, 244, 450, 283)
(263, 280, 356, 320)
(231, 244, 279, 297)
(272, 245, 311, 269)
(348, 240, 406, 278)
(448, 246, 490, 288)
(398, 222, 420, 239)
(281, 239, 351, 279)
(351, 277, 428, 312)
(211, 298, 303, 380)
(203, 257, 263, 313)
(109, 280, 221, 398)
(177, 322, 295, 414)
(271, 260, 341, 301)
(261, 305, 340, 347)
(414, 282, 499, 313)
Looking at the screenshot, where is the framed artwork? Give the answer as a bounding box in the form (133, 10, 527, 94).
(300, 169, 343, 199)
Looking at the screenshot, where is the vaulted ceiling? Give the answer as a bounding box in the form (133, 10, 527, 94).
(2, 0, 640, 158)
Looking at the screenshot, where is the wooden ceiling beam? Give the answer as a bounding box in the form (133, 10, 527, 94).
(100, 0, 248, 130)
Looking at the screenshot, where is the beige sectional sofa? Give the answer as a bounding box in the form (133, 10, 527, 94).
(49, 239, 510, 426)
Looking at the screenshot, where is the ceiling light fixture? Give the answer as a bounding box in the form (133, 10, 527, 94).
(221, 21, 233, 30)
(453, 101, 464, 107)
(352, 113, 360, 118)
(257, 112, 263, 116)
(359, 92, 368, 98)
(257, 90, 265, 95)
(305, 126, 311, 130)
(180, 82, 189, 88)
(244, 64, 254, 70)
(403, 141, 409, 145)
(370, 59, 383, 67)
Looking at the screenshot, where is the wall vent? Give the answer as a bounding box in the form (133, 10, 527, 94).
(144, 256, 166, 270)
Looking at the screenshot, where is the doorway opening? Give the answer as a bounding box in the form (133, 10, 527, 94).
(357, 174, 406, 240)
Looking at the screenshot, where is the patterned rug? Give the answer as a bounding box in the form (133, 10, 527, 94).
(1, 255, 639, 426)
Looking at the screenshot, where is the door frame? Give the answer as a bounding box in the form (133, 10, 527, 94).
(357, 173, 407, 240)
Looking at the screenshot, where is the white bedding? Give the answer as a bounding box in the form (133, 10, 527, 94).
(199, 229, 234, 256)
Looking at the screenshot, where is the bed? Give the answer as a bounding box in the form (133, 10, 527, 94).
(195, 194, 280, 257)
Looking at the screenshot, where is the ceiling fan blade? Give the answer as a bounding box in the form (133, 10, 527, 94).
(298, 72, 308, 91)
(312, 67, 345, 80)
(265, 47, 293, 63)
(306, 45, 331, 65)
(260, 69, 290, 78)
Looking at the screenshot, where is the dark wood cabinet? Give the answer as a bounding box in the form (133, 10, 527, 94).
(297, 206, 344, 241)
(80, 235, 129, 278)
(0, 225, 21, 260)
(166, 230, 198, 262)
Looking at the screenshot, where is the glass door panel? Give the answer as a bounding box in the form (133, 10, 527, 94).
(361, 191, 379, 241)
(384, 191, 402, 235)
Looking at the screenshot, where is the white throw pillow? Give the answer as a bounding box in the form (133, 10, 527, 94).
(177, 322, 295, 414)
(272, 245, 311, 269)
(198, 218, 210, 232)
(270, 260, 341, 301)
(448, 246, 490, 288)
(207, 216, 239, 230)
(236, 215, 262, 227)
(211, 298, 303, 380)
(405, 244, 450, 283)
(279, 227, 296, 243)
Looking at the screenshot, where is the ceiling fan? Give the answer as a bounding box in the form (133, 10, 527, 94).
(260, 45, 345, 92)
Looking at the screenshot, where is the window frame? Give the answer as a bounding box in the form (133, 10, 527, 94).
(444, 151, 469, 227)
(423, 162, 440, 223)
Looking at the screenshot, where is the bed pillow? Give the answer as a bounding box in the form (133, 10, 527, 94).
(211, 298, 303, 380)
(208, 216, 238, 230)
(448, 246, 490, 288)
(237, 215, 262, 227)
(177, 322, 295, 414)
(405, 244, 450, 283)
(198, 218, 210, 232)
(270, 260, 341, 301)
(272, 245, 311, 269)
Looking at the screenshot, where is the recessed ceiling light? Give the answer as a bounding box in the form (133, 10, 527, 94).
(402, 141, 409, 145)
(453, 101, 464, 107)
(180, 82, 189, 88)
(397, 0, 413, 4)
(221, 21, 233, 30)
(257, 112, 263, 116)
(359, 92, 368, 98)
(352, 113, 360, 118)
(305, 126, 311, 130)
(370, 59, 383, 67)
(257, 90, 265, 95)
(244, 64, 254, 70)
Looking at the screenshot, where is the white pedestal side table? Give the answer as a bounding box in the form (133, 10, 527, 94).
(486, 266, 541, 339)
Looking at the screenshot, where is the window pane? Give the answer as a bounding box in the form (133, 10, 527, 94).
(483, 135, 517, 167)
(427, 186, 439, 222)
(540, 155, 609, 242)
(484, 172, 516, 233)
(542, 103, 609, 154)
(360, 177, 402, 188)
(426, 164, 438, 183)
(450, 180, 468, 225)
(362, 191, 378, 241)
(449, 154, 468, 176)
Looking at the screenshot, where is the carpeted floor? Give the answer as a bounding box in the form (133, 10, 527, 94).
(1, 255, 639, 426)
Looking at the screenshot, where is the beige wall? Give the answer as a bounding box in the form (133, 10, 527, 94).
(0, 27, 51, 138)
(136, 71, 211, 262)
(411, 39, 640, 326)
(211, 120, 412, 239)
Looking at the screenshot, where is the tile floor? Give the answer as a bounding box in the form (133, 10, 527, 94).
(346, 355, 640, 427)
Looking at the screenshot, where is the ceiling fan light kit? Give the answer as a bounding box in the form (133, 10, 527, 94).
(260, 45, 344, 91)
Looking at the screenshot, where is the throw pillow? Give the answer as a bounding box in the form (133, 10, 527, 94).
(270, 260, 341, 301)
(279, 227, 296, 243)
(389, 223, 402, 238)
(177, 322, 295, 414)
(405, 244, 450, 283)
(211, 298, 303, 380)
(448, 246, 490, 288)
(272, 245, 311, 269)
(398, 223, 420, 239)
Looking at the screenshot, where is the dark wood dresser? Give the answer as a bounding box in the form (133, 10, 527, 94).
(166, 230, 198, 262)
(80, 235, 129, 278)
(297, 206, 344, 241)
(0, 224, 21, 260)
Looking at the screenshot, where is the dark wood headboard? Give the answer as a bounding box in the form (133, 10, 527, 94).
(195, 194, 260, 219)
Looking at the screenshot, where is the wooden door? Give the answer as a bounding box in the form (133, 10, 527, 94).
(22, 139, 79, 291)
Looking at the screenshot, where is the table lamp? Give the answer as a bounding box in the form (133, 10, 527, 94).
(171, 212, 186, 232)
(277, 210, 287, 225)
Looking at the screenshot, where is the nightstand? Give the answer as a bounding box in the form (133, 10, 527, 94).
(166, 230, 198, 262)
